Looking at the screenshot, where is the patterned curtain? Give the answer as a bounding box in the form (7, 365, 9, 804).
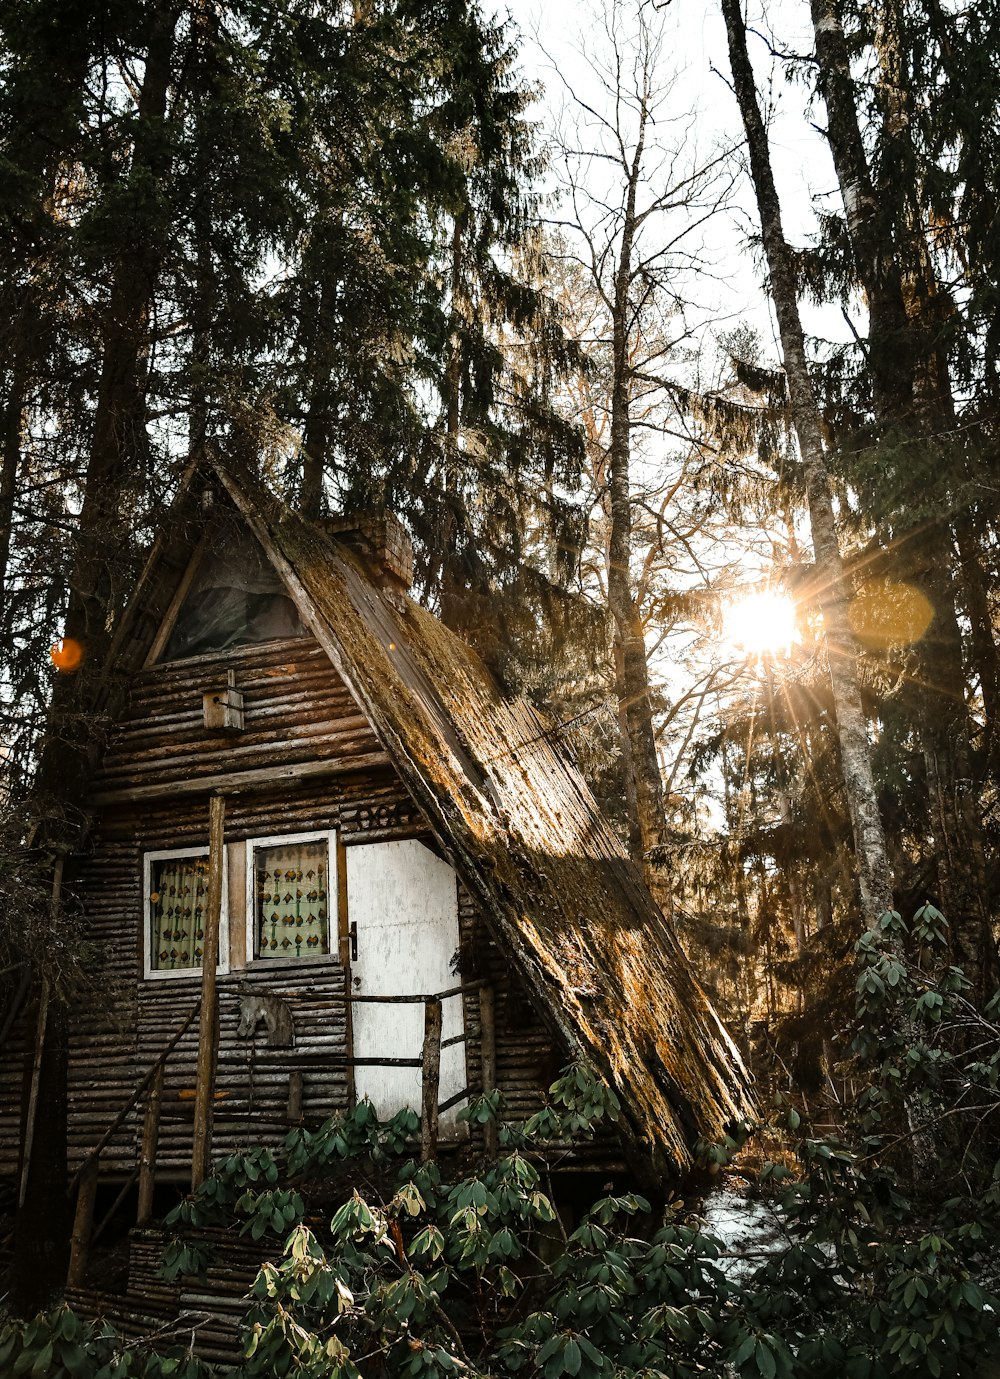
(256, 839, 330, 959)
(149, 855, 209, 971)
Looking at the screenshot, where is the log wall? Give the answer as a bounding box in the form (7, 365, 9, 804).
(0, 636, 563, 1180)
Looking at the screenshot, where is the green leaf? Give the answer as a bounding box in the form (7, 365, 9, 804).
(731, 1332, 756, 1366)
(563, 1337, 582, 1376)
(30, 1341, 54, 1378)
(755, 1339, 776, 1379)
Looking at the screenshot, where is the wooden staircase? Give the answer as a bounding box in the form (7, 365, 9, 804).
(66, 1225, 264, 1365)
(60, 977, 501, 1363)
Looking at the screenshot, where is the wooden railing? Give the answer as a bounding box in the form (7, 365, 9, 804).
(336, 979, 497, 1162)
(65, 979, 497, 1288)
(67, 1000, 201, 1287)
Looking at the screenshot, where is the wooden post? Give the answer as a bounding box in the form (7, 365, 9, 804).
(191, 794, 225, 1191)
(421, 998, 442, 1163)
(92, 1167, 140, 1248)
(336, 836, 356, 1108)
(137, 1063, 163, 1225)
(478, 985, 498, 1157)
(67, 1156, 99, 1288)
(18, 974, 50, 1210)
(286, 1070, 304, 1122)
(19, 857, 62, 1211)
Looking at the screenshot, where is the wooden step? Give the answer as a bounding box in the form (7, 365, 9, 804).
(66, 1283, 244, 1366)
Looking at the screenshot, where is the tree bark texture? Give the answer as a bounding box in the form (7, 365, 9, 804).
(65, 2, 179, 666)
(300, 274, 339, 519)
(0, 8, 92, 611)
(34, 2, 180, 814)
(955, 518, 1000, 775)
(438, 210, 468, 607)
(723, 0, 895, 928)
(0, 362, 26, 613)
(809, 0, 915, 424)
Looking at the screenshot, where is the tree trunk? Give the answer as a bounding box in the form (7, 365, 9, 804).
(955, 518, 1000, 774)
(0, 362, 26, 613)
(915, 560, 997, 996)
(438, 211, 468, 607)
(17, 4, 181, 1306)
(722, 0, 894, 929)
(300, 275, 339, 519)
(606, 114, 667, 894)
(811, 0, 998, 995)
(809, 0, 915, 423)
(64, 2, 178, 666)
(0, 7, 92, 614)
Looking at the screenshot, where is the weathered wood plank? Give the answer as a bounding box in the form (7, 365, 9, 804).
(136, 1064, 163, 1225)
(91, 752, 392, 804)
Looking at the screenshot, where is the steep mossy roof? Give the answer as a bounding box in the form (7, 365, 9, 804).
(203, 460, 755, 1180)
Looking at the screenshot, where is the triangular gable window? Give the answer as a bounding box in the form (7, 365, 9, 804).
(161, 525, 306, 662)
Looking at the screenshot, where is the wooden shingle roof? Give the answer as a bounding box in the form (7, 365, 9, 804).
(110, 456, 755, 1180)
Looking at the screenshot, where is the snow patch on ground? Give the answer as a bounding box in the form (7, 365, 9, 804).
(699, 1182, 786, 1282)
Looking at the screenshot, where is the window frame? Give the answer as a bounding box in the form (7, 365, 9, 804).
(245, 828, 338, 967)
(143, 844, 230, 981)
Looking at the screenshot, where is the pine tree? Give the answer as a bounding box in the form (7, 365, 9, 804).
(2, 0, 582, 1309)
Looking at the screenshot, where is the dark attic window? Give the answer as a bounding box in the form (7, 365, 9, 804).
(162, 526, 307, 661)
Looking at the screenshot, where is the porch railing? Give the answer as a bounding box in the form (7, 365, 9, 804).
(66, 979, 497, 1288)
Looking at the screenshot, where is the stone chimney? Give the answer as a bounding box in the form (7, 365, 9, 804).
(322, 512, 414, 594)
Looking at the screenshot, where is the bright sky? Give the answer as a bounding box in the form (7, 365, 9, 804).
(496, 0, 847, 810)
(502, 0, 850, 357)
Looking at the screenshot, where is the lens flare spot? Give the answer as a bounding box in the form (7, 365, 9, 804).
(847, 581, 934, 650)
(50, 637, 84, 672)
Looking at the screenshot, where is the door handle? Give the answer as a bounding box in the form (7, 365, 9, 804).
(349, 921, 358, 963)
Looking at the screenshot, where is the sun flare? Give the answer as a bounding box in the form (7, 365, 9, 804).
(723, 589, 798, 657)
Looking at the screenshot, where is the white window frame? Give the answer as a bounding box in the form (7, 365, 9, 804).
(245, 829, 337, 966)
(143, 845, 230, 981)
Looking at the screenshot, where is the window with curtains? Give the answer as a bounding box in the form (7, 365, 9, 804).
(247, 831, 334, 963)
(143, 847, 229, 979)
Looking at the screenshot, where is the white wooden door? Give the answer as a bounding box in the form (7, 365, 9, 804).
(346, 840, 467, 1131)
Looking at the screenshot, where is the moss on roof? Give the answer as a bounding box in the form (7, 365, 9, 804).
(212, 461, 754, 1180)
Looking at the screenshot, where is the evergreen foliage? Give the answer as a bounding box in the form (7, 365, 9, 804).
(3, 916, 999, 1378)
(0, 0, 585, 793)
(7, 910, 998, 1373)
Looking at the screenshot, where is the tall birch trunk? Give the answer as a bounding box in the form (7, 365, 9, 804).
(721, 0, 894, 928)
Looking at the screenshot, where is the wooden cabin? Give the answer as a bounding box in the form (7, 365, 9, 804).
(1, 456, 753, 1229)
